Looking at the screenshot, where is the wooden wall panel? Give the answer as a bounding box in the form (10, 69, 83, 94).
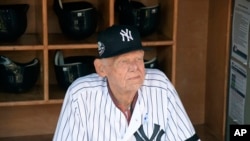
(205, 0, 231, 140)
(176, 0, 209, 124)
(0, 104, 61, 137)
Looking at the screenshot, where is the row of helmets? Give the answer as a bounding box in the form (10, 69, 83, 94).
(0, 51, 159, 93)
(0, 0, 160, 42)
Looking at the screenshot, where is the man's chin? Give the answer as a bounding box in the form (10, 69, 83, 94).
(126, 83, 143, 91)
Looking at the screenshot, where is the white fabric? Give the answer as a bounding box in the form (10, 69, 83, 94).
(53, 69, 197, 141)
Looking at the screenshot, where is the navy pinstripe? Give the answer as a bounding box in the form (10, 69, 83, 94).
(53, 69, 199, 141)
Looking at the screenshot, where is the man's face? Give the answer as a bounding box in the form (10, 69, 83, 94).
(103, 50, 145, 93)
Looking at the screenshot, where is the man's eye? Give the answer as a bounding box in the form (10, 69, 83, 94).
(121, 60, 128, 63)
(136, 58, 143, 61)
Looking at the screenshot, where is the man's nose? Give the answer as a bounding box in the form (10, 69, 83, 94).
(128, 60, 138, 71)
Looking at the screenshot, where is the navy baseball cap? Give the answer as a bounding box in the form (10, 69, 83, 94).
(97, 25, 144, 58)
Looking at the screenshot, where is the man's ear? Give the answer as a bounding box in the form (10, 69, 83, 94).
(94, 59, 106, 77)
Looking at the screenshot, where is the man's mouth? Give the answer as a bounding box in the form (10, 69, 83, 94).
(128, 75, 140, 80)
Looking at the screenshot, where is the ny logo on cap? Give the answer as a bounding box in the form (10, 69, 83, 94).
(120, 28, 133, 42)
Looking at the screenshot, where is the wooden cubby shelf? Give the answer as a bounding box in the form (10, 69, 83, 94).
(1, 0, 176, 137)
(1, 0, 230, 141)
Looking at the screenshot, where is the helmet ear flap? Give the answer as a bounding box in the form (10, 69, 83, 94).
(54, 50, 65, 66)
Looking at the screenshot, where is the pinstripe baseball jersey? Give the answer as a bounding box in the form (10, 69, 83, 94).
(53, 69, 199, 141)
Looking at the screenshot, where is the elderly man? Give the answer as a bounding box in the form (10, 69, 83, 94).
(53, 25, 199, 141)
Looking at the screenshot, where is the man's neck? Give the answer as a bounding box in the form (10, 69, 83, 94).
(108, 83, 138, 123)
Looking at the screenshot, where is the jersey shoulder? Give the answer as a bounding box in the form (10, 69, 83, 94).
(145, 68, 170, 83)
(68, 73, 106, 92)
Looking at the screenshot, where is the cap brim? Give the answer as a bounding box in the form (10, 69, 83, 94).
(99, 47, 151, 58)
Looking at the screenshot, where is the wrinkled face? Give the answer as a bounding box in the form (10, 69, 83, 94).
(103, 50, 145, 93)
